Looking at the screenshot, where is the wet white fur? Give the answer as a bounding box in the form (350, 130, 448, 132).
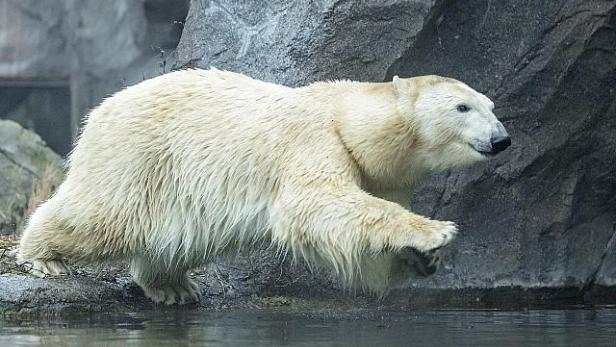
(18, 69, 504, 303)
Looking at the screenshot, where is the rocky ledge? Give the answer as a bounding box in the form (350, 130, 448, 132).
(2, 238, 614, 319)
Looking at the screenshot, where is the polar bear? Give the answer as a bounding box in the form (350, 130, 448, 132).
(18, 69, 510, 305)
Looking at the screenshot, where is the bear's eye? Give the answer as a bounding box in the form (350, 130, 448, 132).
(457, 104, 470, 113)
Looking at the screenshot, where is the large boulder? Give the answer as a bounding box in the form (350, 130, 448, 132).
(0, 120, 63, 235)
(175, 0, 616, 294)
(176, 0, 438, 85)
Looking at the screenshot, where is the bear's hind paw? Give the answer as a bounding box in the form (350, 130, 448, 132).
(24, 259, 72, 278)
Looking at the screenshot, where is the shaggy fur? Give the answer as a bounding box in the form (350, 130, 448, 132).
(18, 69, 506, 304)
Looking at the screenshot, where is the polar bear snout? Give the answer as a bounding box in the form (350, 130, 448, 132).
(473, 122, 511, 156)
(489, 122, 511, 154)
(490, 133, 511, 154)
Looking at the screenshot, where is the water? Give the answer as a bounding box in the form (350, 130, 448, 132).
(1, 308, 615, 346)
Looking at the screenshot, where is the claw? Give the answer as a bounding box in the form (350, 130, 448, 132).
(400, 247, 441, 277)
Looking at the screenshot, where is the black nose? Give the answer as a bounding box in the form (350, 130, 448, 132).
(491, 135, 511, 153)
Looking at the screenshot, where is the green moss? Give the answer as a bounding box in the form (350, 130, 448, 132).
(257, 296, 292, 307)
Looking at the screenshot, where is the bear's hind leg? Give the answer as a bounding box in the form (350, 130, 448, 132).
(130, 257, 201, 305)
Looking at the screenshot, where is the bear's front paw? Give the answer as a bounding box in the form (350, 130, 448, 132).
(398, 247, 442, 277)
(410, 220, 458, 253)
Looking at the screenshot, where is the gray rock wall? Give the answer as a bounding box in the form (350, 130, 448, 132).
(176, 0, 437, 85)
(175, 0, 616, 292)
(391, 0, 616, 290)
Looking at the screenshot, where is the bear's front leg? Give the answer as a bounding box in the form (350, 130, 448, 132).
(270, 182, 457, 291)
(369, 188, 444, 278)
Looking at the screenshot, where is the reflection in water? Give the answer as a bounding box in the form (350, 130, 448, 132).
(1, 308, 616, 346)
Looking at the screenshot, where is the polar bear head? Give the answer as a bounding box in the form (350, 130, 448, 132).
(393, 75, 510, 170)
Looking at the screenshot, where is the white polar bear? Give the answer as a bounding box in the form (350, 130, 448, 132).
(18, 69, 510, 305)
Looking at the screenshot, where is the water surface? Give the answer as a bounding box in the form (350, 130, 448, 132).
(1, 308, 615, 346)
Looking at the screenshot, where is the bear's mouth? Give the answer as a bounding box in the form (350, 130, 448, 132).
(477, 149, 498, 157)
(469, 143, 496, 157)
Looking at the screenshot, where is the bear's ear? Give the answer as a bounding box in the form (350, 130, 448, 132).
(392, 75, 405, 96)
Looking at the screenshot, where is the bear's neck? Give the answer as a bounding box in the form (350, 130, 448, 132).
(323, 81, 434, 190)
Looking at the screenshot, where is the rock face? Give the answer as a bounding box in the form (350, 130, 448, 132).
(176, 0, 437, 85)
(0, 120, 63, 235)
(391, 0, 616, 291)
(175, 0, 616, 293)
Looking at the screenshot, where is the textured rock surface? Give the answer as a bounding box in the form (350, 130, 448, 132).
(0, 274, 133, 316)
(176, 0, 616, 293)
(0, 247, 343, 317)
(176, 0, 437, 85)
(392, 0, 616, 291)
(0, 120, 62, 235)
